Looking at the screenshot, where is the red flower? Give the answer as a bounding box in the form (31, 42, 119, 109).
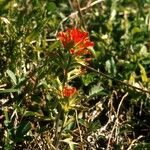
(58, 28, 94, 56)
(63, 86, 76, 97)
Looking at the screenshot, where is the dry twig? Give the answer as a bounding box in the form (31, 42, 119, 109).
(75, 110, 84, 150)
(56, 0, 104, 34)
(106, 92, 128, 150)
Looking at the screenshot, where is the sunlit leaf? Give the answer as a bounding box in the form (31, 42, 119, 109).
(6, 69, 17, 85)
(129, 72, 136, 85)
(139, 64, 148, 83)
(89, 83, 104, 97)
(61, 137, 77, 150)
(0, 88, 20, 93)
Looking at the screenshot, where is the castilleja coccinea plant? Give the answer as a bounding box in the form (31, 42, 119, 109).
(54, 28, 94, 148)
(57, 28, 94, 98)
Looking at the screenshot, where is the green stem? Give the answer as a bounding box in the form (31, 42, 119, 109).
(54, 54, 71, 148)
(54, 106, 67, 149)
(63, 55, 72, 85)
(54, 104, 62, 148)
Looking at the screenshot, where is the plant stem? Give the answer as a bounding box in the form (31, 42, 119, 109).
(75, 110, 84, 150)
(54, 106, 67, 149)
(54, 104, 62, 148)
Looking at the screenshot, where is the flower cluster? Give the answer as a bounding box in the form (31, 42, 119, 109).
(58, 28, 94, 56)
(63, 85, 76, 97)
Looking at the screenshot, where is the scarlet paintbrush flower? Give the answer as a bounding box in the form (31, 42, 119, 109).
(58, 28, 94, 56)
(63, 85, 76, 97)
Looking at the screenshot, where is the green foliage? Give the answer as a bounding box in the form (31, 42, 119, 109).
(0, 0, 150, 149)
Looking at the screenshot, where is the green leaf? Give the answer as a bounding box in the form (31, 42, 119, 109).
(139, 64, 148, 83)
(6, 69, 17, 85)
(0, 88, 20, 93)
(61, 137, 77, 150)
(88, 47, 96, 57)
(48, 41, 60, 51)
(129, 72, 136, 85)
(131, 27, 141, 35)
(78, 118, 87, 127)
(24, 111, 39, 117)
(139, 45, 148, 57)
(25, 31, 39, 44)
(82, 73, 96, 86)
(89, 83, 104, 97)
(21, 122, 31, 135)
(24, 110, 45, 118)
(15, 121, 32, 141)
(47, 2, 57, 12)
(105, 57, 116, 76)
(88, 120, 101, 132)
(110, 57, 117, 76)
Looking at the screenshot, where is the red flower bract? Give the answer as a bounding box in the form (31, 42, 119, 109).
(57, 28, 94, 56)
(63, 86, 76, 97)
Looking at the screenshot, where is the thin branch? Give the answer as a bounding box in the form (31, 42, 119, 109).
(127, 135, 144, 150)
(107, 92, 128, 150)
(81, 64, 150, 95)
(54, 105, 62, 148)
(116, 93, 128, 117)
(68, 0, 74, 10)
(75, 0, 86, 29)
(75, 110, 84, 150)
